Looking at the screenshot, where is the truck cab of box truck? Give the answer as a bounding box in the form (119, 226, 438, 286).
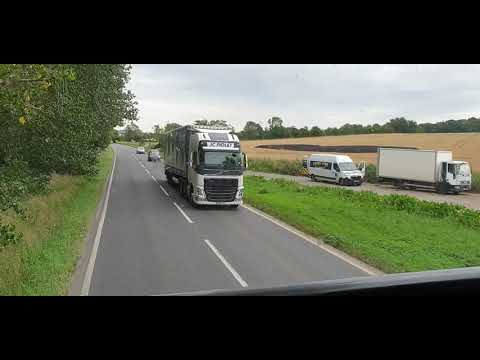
(164, 125, 247, 207)
(439, 161, 471, 193)
(307, 154, 365, 186)
(377, 148, 471, 194)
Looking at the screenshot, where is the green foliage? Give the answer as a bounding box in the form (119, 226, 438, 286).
(0, 223, 23, 248)
(0, 64, 138, 175)
(364, 164, 378, 183)
(248, 158, 305, 176)
(237, 116, 480, 140)
(0, 160, 50, 213)
(472, 173, 480, 193)
(244, 176, 480, 273)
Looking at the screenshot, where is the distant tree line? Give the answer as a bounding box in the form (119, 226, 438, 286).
(236, 116, 480, 140)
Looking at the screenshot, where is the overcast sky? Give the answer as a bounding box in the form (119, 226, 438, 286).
(127, 64, 480, 132)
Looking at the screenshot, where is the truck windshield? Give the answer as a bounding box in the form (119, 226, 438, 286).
(457, 163, 471, 176)
(338, 162, 357, 171)
(202, 151, 242, 169)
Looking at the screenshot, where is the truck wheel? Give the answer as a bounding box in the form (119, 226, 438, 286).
(339, 179, 344, 186)
(166, 173, 174, 185)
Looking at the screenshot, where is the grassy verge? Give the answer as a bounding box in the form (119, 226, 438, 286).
(244, 176, 480, 273)
(0, 148, 114, 295)
(248, 158, 307, 176)
(116, 141, 156, 151)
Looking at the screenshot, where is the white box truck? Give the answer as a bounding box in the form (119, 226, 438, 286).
(377, 148, 472, 194)
(164, 124, 247, 208)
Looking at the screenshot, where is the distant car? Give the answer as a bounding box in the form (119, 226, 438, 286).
(148, 149, 160, 162)
(136, 147, 145, 154)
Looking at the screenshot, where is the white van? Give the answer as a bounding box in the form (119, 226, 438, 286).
(305, 153, 365, 186)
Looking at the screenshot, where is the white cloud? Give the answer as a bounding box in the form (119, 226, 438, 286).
(127, 64, 480, 131)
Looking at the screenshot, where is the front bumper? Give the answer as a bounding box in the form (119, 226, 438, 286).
(192, 197, 242, 206)
(344, 178, 363, 185)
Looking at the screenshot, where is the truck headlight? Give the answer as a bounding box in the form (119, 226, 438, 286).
(236, 188, 244, 199)
(195, 186, 206, 199)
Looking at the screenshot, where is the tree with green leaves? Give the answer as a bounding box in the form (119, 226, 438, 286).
(0, 64, 138, 174)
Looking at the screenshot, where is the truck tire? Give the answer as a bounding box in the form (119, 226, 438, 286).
(166, 173, 174, 185)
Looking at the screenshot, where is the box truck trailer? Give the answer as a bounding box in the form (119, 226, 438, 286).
(164, 124, 247, 207)
(377, 148, 471, 194)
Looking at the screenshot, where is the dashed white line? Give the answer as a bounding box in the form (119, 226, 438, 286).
(173, 202, 194, 224)
(159, 185, 169, 197)
(204, 240, 248, 288)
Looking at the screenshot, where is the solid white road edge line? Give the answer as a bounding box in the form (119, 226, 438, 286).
(81, 149, 117, 295)
(173, 202, 194, 224)
(204, 240, 248, 287)
(241, 204, 382, 276)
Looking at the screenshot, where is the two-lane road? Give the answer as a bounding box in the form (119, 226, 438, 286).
(87, 144, 372, 295)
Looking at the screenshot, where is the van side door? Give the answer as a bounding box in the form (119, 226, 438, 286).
(324, 161, 335, 180)
(309, 160, 321, 177)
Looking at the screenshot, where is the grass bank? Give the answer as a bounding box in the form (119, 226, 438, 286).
(248, 158, 306, 176)
(244, 176, 480, 273)
(116, 141, 156, 150)
(0, 148, 114, 295)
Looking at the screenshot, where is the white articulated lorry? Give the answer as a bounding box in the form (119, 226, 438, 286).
(164, 125, 247, 208)
(377, 148, 472, 194)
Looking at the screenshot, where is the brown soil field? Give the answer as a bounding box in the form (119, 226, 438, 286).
(242, 133, 480, 172)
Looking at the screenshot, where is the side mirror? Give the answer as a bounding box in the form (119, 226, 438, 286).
(242, 153, 248, 169)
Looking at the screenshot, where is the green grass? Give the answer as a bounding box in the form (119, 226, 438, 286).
(248, 158, 306, 176)
(244, 176, 480, 273)
(0, 147, 114, 295)
(116, 141, 157, 151)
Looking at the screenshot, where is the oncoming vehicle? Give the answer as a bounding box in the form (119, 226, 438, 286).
(136, 147, 145, 154)
(164, 124, 247, 208)
(148, 149, 160, 162)
(305, 153, 365, 186)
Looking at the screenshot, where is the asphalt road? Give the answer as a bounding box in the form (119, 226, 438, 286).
(88, 145, 370, 295)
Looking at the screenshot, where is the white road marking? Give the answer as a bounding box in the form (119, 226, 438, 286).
(241, 204, 381, 276)
(159, 185, 170, 197)
(151, 174, 158, 183)
(204, 240, 248, 288)
(81, 149, 117, 295)
(173, 202, 194, 224)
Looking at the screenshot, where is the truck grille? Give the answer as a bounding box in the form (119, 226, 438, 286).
(204, 178, 238, 202)
(351, 176, 362, 181)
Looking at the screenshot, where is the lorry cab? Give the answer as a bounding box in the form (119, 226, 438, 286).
(440, 161, 471, 193)
(164, 125, 247, 207)
(306, 153, 364, 186)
